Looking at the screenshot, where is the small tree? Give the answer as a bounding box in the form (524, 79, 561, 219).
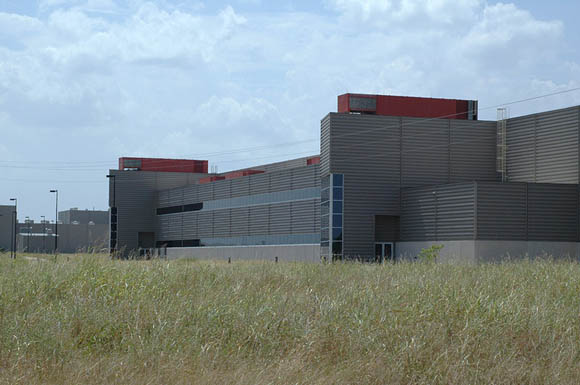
(417, 244, 443, 262)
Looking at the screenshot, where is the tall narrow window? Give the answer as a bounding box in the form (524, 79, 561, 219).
(320, 173, 344, 261)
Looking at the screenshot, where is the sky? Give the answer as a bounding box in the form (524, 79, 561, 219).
(1, 0, 579, 220)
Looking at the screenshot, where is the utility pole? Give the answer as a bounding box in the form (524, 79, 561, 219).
(10, 198, 17, 259)
(50, 190, 58, 255)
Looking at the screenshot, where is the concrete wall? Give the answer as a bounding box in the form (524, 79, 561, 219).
(16, 224, 108, 253)
(166, 244, 320, 263)
(397, 240, 580, 263)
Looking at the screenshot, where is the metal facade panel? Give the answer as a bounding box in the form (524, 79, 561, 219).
(230, 207, 249, 236)
(269, 202, 291, 235)
(402, 118, 450, 188)
(401, 186, 436, 241)
(450, 120, 497, 182)
(291, 200, 315, 233)
(196, 211, 213, 238)
(435, 183, 475, 240)
(197, 183, 213, 202)
(212, 180, 231, 200)
(269, 169, 293, 192)
(229, 177, 250, 198)
(507, 106, 580, 184)
(249, 173, 270, 195)
(527, 184, 578, 241)
(476, 182, 527, 240)
(212, 209, 230, 237)
(535, 108, 579, 183)
(182, 185, 199, 205)
(506, 115, 536, 182)
(249, 206, 269, 235)
(320, 114, 331, 177)
(181, 212, 198, 239)
(328, 113, 402, 256)
(291, 166, 317, 189)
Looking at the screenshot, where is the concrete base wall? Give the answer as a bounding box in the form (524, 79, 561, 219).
(166, 244, 321, 263)
(397, 240, 580, 263)
(396, 241, 476, 263)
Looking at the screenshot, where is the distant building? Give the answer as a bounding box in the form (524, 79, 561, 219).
(108, 94, 580, 262)
(0, 205, 15, 252)
(58, 208, 108, 225)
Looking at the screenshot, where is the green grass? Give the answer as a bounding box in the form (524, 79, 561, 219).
(1, 252, 580, 384)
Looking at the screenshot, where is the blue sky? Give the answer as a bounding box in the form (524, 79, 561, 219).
(1, 0, 579, 220)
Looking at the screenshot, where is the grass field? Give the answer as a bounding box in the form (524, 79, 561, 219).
(1, 252, 580, 384)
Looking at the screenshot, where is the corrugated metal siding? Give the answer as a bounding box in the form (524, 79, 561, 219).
(507, 106, 579, 184)
(402, 118, 449, 187)
(320, 114, 331, 177)
(450, 120, 497, 182)
(328, 113, 402, 257)
(527, 184, 578, 241)
(535, 108, 579, 183)
(400, 183, 475, 241)
(476, 182, 527, 240)
(269, 203, 291, 235)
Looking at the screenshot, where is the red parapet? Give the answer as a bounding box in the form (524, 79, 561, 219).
(307, 156, 320, 165)
(338, 93, 477, 120)
(224, 169, 265, 179)
(119, 157, 208, 173)
(199, 176, 226, 184)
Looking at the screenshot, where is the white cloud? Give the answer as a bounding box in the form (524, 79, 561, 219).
(0, 0, 578, 218)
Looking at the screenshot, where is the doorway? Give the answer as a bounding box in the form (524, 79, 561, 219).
(374, 242, 394, 263)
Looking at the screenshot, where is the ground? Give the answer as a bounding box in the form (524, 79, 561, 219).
(1, 253, 579, 384)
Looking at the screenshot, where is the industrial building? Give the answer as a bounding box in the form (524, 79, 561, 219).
(109, 94, 580, 262)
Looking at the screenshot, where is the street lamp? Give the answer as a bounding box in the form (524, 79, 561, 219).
(106, 175, 117, 257)
(9, 198, 17, 259)
(25, 216, 30, 253)
(41, 215, 46, 253)
(49, 190, 58, 254)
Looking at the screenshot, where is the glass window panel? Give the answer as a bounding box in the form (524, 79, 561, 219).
(332, 174, 343, 187)
(332, 241, 342, 255)
(321, 201, 329, 216)
(333, 187, 343, 201)
(321, 241, 329, 248)
(322, 176, 330, 190)
(332, 203, 342, 214)
(332, 214, 342, 227)
(321, 214, 329, 228)
(321, 229, 329, 242)
(332, 227, 342, 241)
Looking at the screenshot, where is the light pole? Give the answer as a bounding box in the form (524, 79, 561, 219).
(106, 175, 117, 257)
(41, 215, 46, 253)
(25, 216, 30, 252)
(50, 190, 58, 254)
(10, 198, 17, 259)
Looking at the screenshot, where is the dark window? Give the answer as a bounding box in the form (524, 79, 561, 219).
(332, 174, 343, 187)
(110, 239, 117, 248)
(321, 188, 330, 202)
(182, 239, 201, 247)
(110, 223, 117, 232)
(156, 205, 183, 215)
(332, 203, 342, 214)
(110, 214, 117, 224)
(110, 231, 117, 240)
(183, 202, 203, 212)
(332, 227, 342, 241)
(110, 207, 117, 215)
(321, 229, 329, 242)
(333, 214, 342, 227)
(332, 241, 342, 255)
(333, 187, 343, 201)
(321, 241, 329, 248)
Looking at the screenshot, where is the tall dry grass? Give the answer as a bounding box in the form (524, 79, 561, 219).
(1, 252, 580, 384)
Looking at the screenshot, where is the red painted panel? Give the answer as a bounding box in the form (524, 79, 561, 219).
(119, 157, 208, 173)
(307, 156, 320, 165)
(199, 176, 226, 184)
(337, 93, 475, 120)
(224, 169, 265, 179)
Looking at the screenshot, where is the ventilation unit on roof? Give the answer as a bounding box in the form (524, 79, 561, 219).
(496, 108, 509, 182)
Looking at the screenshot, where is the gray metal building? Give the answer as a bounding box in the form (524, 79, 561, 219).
(58, 208, 109, 225)
(0, 205, 15, 252)
(109, 94, 580, 262)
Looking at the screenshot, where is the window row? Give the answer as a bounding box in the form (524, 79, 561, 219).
(157, 187, 320, 216)
(156, 233, 320, 248)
